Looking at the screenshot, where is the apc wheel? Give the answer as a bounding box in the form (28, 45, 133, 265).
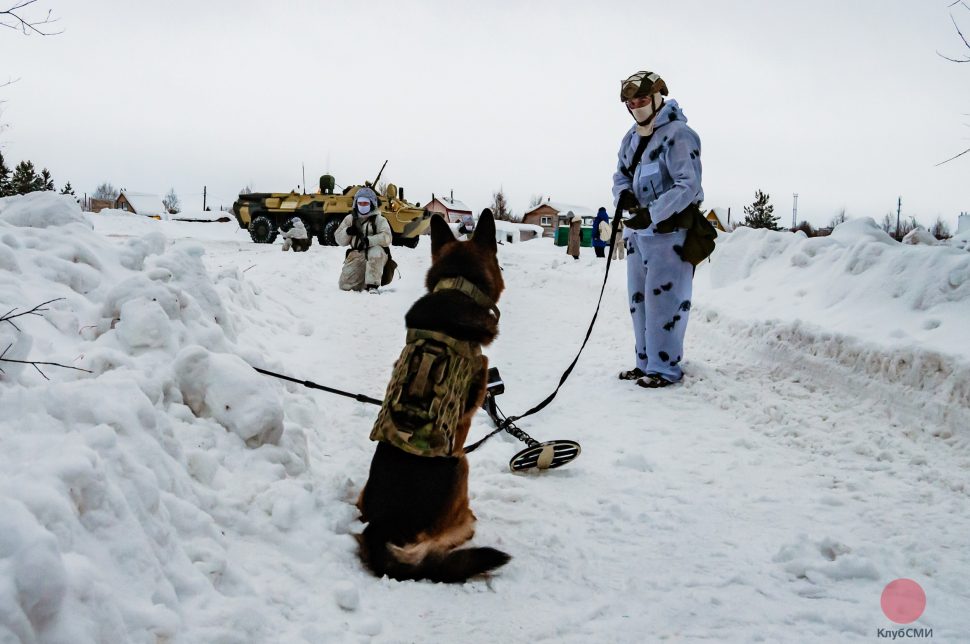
(249, 214, 278, 243)
(394, 234, 420, 248)
(321, 216, 342, 246)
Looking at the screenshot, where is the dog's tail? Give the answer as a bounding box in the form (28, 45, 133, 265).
(359, 525, 511, 583)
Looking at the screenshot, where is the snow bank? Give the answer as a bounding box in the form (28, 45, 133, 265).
(902, 228, 939, 246)
(87, 209, 243, 243)
(0, 193, 299, 641)
(947, 229, 970, 253)
(699, 218, 970, 361)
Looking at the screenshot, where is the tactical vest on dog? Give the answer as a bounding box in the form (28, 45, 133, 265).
(370, 277, 497, 457)
(370, 328, 485, 457)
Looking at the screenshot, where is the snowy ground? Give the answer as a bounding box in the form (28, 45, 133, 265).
(1, 195, 968, 642)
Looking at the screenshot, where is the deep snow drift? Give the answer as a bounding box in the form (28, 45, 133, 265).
(1, 194, 967, 642)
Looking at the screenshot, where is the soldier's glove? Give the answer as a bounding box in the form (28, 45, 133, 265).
(347, 225, 360, 236)
(623, 207, 653, 230)
(617, 189, 639, 212)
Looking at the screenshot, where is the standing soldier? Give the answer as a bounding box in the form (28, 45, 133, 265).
(612, 70, 703, 388)
(335, 187, 392, 293)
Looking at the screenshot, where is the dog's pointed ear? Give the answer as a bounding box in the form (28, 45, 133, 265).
(473, 208, 497, 252)
(430, 214, 456, 256)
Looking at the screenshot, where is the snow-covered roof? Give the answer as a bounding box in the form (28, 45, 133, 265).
(523, 200, 596, 218)
(708, 207, 733, 231)
(430, 195, 472, 213)
(121, 191, 168, 216)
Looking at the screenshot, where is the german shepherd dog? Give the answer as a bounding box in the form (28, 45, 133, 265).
(356, 209, 511, 583)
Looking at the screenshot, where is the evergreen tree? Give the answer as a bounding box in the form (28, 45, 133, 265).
(741, 190, 779, 230)
(10, 160, 40, 195)
(0, 151, 11, 197)
(163, 187, 181, 214)
(490, 188, 513, 221)
(60, 181, 76, 196)
(40, 167, 55, 191)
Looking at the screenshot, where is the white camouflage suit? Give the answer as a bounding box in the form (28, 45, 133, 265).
(612, 99, 703, 383)
(334, 200, 391, 291)
(281, 218, 308, 251)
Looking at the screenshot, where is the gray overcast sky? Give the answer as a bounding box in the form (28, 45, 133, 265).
(1, 0, 968, 227)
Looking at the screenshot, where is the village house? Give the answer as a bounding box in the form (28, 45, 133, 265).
(87, 198, 115, 214)
(521, 200, 597, 238)
(115, 190, 169, 217)
(706, 207, 733, 232)
(425, 192, 472, 224)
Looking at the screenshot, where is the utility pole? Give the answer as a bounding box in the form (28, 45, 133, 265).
(792, 193, 798, 229)
(896, 196, 902, 240)
(203, 186, 207, 211)
(302, 163, 306, 195)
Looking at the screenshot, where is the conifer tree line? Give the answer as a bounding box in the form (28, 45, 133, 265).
(0, 151, 74, 198)
(735, 189, 951, 240)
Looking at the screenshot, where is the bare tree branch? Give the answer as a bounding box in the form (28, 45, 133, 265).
(938, 3, 970, 163)
(0, 297, 63, 332)
(0, 343, 91, 381)
(939, 12, 970, 62)
(0, 1, 62, 36)
(935, 147, 970, 166)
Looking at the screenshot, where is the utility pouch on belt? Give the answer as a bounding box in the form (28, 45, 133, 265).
(370, 329, 484, 457)
(653, 202, 717, 266)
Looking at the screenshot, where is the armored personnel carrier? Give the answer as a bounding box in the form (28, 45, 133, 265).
(232, 168, 430, 248)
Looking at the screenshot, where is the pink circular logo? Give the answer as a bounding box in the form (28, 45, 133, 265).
(881, 579, 926, 624)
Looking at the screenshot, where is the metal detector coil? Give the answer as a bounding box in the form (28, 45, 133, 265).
(482, 369, 581, 472)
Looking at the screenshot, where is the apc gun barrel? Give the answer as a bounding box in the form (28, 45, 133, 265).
(373, 160, 388, 188)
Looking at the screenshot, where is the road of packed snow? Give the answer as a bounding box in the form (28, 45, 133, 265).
(1, 193, 967, 642)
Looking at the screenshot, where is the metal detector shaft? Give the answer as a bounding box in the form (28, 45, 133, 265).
(484, 394, 539, 447)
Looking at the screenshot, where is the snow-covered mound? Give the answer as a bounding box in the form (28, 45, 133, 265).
(87, 209, 244, 244)
(901, 228, 939, 246)
(0, 193, 302, 641)
(700, 218, 970, 361)
(947, 229, 970, 253)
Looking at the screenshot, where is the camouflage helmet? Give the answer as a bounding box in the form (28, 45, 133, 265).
(620, 71, 668, 103)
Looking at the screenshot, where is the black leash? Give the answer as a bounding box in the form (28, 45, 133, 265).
(493, 206, 624, 430)
(253, 367, 383, 406)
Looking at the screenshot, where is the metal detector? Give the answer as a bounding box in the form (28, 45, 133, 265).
(481, 368, 581, 472)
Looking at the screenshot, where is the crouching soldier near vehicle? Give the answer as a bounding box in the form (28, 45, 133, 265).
(335, 187, 393, 293)
(281, 217, 310, 252)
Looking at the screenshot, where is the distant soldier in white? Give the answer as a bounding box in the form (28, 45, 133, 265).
(335, 187, 392, 293)
(612, 219, 626, 260)
(457, 212, 476, 239)
(280, 217, 310, 252)
(613, 70, 704, 389)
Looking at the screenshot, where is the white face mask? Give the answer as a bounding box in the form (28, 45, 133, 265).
(631, 104, 656, 123)
(356, 199, 372, 215)
(631, 93, 664, 136)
